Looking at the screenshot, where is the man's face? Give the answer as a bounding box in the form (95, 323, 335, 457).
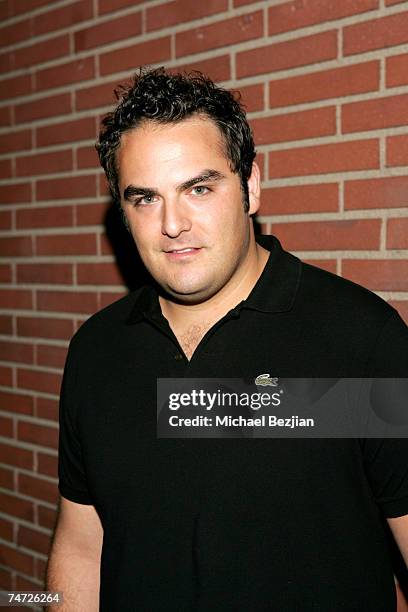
(117, 115, 259, 304)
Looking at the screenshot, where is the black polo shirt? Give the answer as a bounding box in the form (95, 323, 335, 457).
(58, 234, 408, 611)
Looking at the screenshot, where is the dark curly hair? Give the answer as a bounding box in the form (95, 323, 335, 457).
(95, 66, 256, 221)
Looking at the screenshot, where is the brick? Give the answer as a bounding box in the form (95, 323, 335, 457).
(37, 344, 68, 368)
(269, 139, 379, 178)
(0, 365, 12, 387)
(345, 176, 408, 210)
(78, 145, 99, 169)
(0, 182, 31, 205)
(35, 557, 48, 582)
(99, 173, 110, 197)
(344, 11, 408, 56)
(16, 149, 72, 178)
(37, 232, 97, 256)
(0, 129, 31, 154)
(76, 79, 119, 111)
(147, 0, 227, 31)
(0, 105, 11, 126)
(37, 290, 98, 314)
(0, 236, 32, 257)
(0, 51, 12, 74)
(0, 1, 9, 20)
(0, 316, 12, 335)
(18, 473, 58, 504)
(15, 93, 71, 124)
(99, 0, 145, 13)
(0, 210, 11, 232)
(37, 117, 95, 147)
(0, 492, 34, 522)
(232, 83, 263, 113)
(390, 301, 408, 325)
(0, 264, 11, 283)
(0, 390, 34, 415)
(0, 210, 11, 229)
(342, 259, 408, 291)
(0, 415, 13, 437)
(0, 341, 34, 365)
(33, 0, 93, 36)
(17, 316, 74, 341)
(387, 218, 408, 249)
(387, 134, 408, 167)
(237, 30, 337, 79)
(259, 183, 339, 215)
(0, 158, 12, 179)
(37, 452, 58, 478)
(17, 368, 62, 395)
(38, 505, 57, 530)
(0, 517, 13, 542)
(10, 0, 51, 16)
(0, 467, 13, 489)
(0, 442, 33, 470)
(101, 37, 171, 76)
(18, 525, 52, 555)
(342, 94, 408, 133)
(16, 575, 41, 590)
(304, 259, 337, 274)
(36, 397, 58, 421)
(0, 543, 34, 575)
(16, 206, 74, 229)
(0, 17, 32, 48)
(269, 61, 379, 108)
(18, 421, 59, 449)
(0, 567, 12, 590)
(0, 73, 33, 101)
(12, 34, 70, 70)
(37, 175, 97, 201)
(251, 106, 336, 145)
(269, 0, 377, 36)
(170, 55, 231, 82)
(386, 52, 408, 88)
(75, 11, 141, 52)
(17, 263, 73, 285)
(36, 57, 95, 91)
(77, 262, 124, 286)
(176, 11, 263, 58)
(272, 219, 380, 251)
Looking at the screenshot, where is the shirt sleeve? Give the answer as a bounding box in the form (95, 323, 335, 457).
(361, 308, 408, 518)
(58, 336, 94, 505)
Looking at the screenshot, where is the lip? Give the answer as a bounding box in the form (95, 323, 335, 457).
(164, 247, 202, 260)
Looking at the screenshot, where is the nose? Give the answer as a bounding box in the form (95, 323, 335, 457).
(161, 197, 192, 238)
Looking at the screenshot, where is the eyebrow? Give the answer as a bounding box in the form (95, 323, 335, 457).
(123, 169, 226, 202)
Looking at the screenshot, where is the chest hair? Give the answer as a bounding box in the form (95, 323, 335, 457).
(177, 323, 210, 360)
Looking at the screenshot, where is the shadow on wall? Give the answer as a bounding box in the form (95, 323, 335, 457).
(104, 201, 151, 292)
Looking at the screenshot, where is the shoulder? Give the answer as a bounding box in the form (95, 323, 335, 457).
(298, 260, 397, 323)
(68, 288, 144, 353)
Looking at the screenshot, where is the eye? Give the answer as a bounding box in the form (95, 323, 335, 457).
(191, 186, 210, 196)
(133, 194, 157, 206)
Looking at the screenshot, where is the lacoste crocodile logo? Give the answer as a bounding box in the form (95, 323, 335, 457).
(255, 374, 279, 387)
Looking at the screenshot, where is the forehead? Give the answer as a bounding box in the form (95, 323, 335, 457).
(118, 115, 229, 172)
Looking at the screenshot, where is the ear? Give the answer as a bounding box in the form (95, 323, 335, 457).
(247, 161, 261, 215)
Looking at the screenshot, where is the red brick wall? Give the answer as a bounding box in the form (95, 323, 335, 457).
(1, 0, 408, 598)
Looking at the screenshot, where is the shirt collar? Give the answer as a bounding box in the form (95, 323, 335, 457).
(125, 234, 301, 325)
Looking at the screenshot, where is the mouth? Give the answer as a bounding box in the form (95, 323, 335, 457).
(164, 247, 202, 259)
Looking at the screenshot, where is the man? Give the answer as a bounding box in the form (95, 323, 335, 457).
(47, 68, 408, 611)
